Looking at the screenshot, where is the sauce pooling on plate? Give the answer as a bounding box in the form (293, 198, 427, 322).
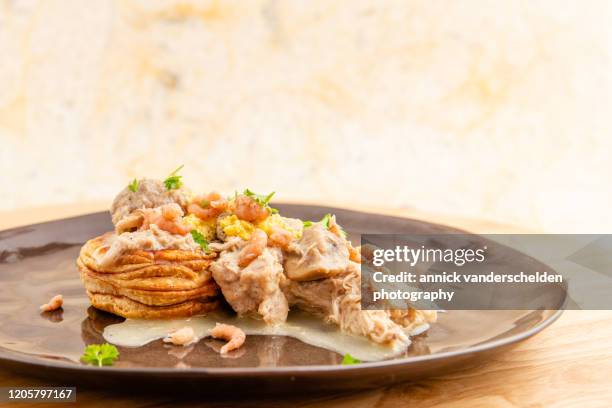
(104, 310, 429, 362)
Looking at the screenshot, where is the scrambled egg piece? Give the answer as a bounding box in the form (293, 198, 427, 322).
(218, 215, 254, 240)
(219, 214, 302, 240)
(257, 214, 302, 238)
(182, 214, 216, 241)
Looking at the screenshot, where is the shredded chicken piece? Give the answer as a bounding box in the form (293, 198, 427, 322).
(283, 261, 435, 348)
(327, 215, 344, 238)
(163, 327, 198, 346)
(389, 309, 438, 333)
(348, 243, 361, 263)
(211, 246, 289, 324)
(328, 265, 409, 346)
(40, 294, 63, 312)
(208, 237, 243, 252)
(210, 323, 246, 354)
(284, 224, 350, 281)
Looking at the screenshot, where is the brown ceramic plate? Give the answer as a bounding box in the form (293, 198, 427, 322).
(0, 205, 564, 393)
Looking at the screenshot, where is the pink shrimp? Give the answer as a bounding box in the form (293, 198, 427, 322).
(143, 203, 191, 235)
(188, 192, 228, 220)
(115, 211, 145, 233)
(238, 229, 267, 267)
(163, 327, 198, 346)
(233, 195, 269, 222)
(40, 294, 63, 312)
(268, 225, 294, 249)
(210, 323, 246, 354)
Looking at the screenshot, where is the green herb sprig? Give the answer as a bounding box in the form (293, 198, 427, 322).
(128, 179, 139, 192)
(303, 213, 332, 229)
(164, 165, 184, 190)
(320, 213, 332, 228)
(243, 189, 274, 206)
(243, 189, 279, 214)
(81, 343, 119, 367)
(190, 230, 209, 252)
(341, 353, 361, 365)
(303, 213, 347, 238)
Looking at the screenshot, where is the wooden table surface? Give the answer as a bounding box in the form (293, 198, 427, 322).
(0, 202, 610, 408)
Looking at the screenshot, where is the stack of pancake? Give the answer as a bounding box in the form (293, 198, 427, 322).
(77, 234, 219, 319)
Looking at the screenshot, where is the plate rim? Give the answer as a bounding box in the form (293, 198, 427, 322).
(0, 207, 566, 378)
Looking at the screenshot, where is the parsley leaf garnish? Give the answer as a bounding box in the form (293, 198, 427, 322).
(341, 353, 361, 365)
(243, 189, 278, 214)
(320, 213, 332, 228)
(243, 189, 275, 206)
(128, 179, 139, 192)
(303, 214, 332, 229)
(81, 343, 119, 367)
(302, 213, 347, 237)
(190, 230, 209, 252)
(164, 165, 184, 190)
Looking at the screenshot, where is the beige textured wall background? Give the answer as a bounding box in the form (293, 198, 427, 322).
(0, 0, 610, 232)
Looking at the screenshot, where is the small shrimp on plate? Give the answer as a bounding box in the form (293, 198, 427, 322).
(40, 294, 63, 312)
(210, 323, 246, 354)
(163, 327, 198, 346)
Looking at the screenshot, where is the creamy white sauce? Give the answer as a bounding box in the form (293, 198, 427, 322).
(94, 225, 199, 267)
(104, 310, 428, 362)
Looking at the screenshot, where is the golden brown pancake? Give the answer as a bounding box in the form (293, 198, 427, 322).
(77, 234, 219, 319)
(85, 292, 219, 320)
